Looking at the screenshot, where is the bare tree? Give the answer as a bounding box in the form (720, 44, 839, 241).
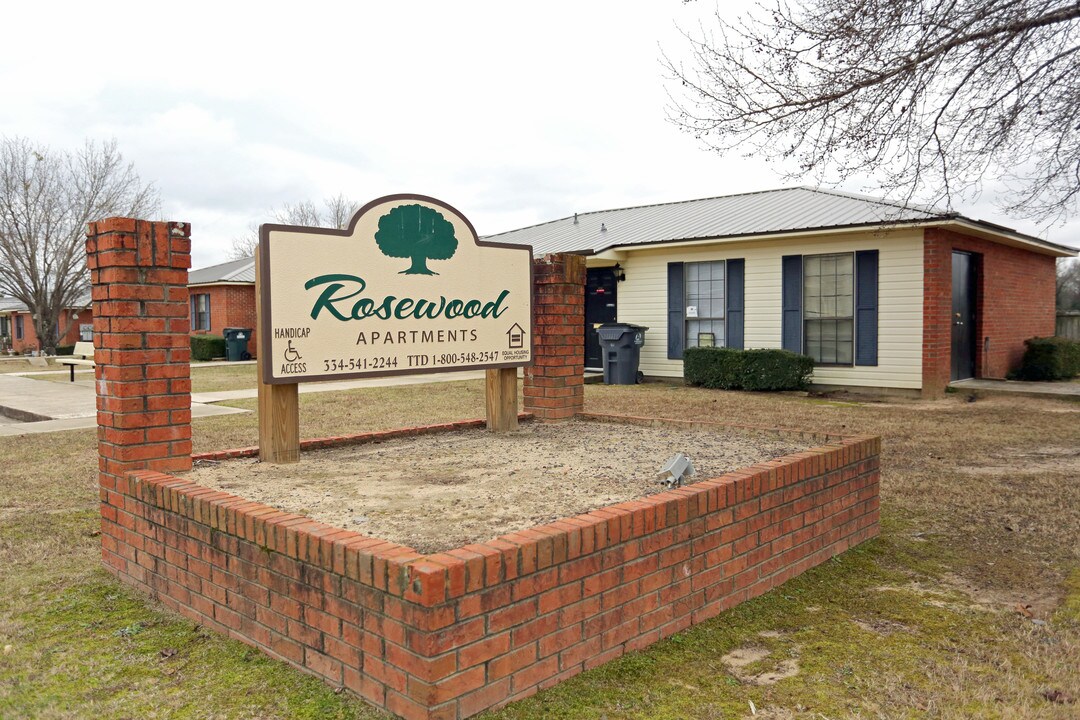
(666, 0, 1080, 224)
(228, 193, 358, 260)
(0, 137, 158, 353)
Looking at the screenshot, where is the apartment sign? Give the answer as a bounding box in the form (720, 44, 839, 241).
(258, 194, 533, 384)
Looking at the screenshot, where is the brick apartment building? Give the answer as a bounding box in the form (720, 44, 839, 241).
(187, 256, 259, 358)
(5, 188, 1072, 393)
(0, 295, 93, 355)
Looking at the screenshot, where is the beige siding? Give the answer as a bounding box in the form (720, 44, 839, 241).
(605, 230, 924, 389)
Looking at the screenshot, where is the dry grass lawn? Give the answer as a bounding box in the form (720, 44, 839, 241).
(189, 363, 258, 393)
(26, 361, 259, 393)
(0, 358, 55, 374)
(1, 378, 1077, 718)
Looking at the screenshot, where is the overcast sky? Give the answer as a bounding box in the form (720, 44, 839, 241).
(2, 1, 1077, 270)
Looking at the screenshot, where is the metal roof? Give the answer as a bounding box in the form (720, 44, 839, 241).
(189, 256, 256, 285)
(0, 293, 90, 313)
(186, 187, 1073, 279)
(480, 186, 1074, 256)
(0, 296, 26, 313)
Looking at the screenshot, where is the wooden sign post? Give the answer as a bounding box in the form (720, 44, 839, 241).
(256, 195, 533, 462)
(485, 367, 518, 432)
(256, 247, 300, 463)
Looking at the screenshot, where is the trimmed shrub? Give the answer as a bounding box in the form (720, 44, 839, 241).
(190, 334, 226, 362)
(55, 345, 75, 356)
(741, 348, 815, 390)
(684, 346, 814, 391)
(1016, 336, 1080, 381)
(683, 347, 743, 389)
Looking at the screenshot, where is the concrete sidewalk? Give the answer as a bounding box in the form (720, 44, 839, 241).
(0, 373, 248, 436)
(7, 359, 257, 379)
(950, 377, 1080, 400)
(0, 368, 487, 436)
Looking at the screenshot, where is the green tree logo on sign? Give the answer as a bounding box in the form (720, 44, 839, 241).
(375, 204, 458, 275)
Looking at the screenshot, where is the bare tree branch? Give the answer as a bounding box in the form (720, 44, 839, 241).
(227, 194, 359, 260)
(0, 137, 158, 352)
(1059, 257, 1080, 310)
(665, 0, 1080, 224)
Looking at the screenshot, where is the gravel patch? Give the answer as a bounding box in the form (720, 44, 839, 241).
(186, 419, 809, 553)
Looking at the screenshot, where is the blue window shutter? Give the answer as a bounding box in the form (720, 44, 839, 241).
(667, 262, 685, 359)
(781, 255, 803, 353)
(855, 250, 879, 366)
(725, 259, 745, 349)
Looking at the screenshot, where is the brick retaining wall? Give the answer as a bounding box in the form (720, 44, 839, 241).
(103, 416, 879, 720)
(85, 222, 879, 719)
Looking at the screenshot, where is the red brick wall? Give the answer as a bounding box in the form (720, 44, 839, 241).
(106, 417, 879, 720)
(922, 228, 1057, 396)
(189, 284, 258, 358)
(9, 311, 37, 354)
(524, 254, 585, 420)
(7, 307, 94, 354)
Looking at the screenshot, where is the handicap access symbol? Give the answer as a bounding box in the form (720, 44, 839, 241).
(283, 340, 302, 362)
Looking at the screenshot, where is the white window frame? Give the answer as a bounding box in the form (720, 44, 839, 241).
(685, 260, 726, 349)
(803, 252, 854, 366)
(191, 293, 211, 332)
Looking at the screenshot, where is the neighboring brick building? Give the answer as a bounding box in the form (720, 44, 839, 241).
(188, 257, 258, 358)
(0, 295, 94, 355)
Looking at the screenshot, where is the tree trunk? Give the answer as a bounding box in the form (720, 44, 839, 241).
(33, 307, 58, 355)
(402, 255, 436, 275)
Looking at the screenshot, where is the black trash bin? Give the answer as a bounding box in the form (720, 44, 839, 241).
(596, 323, 648, 384)
(222, 328, 253, 362)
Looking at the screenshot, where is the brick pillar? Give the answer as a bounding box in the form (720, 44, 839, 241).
(921, 229, 952, 399)
(88, 218, 193, 496)
(524, 253, 586, 420)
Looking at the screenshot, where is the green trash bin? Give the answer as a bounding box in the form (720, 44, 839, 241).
(222, 328, 253, 362)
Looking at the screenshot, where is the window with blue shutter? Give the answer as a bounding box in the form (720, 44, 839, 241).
(788, 250, 878, 366)
(667, 262, 685, 359)
(855, 250, 879, 366)
(678, 260, 743, 351)
(781, 255, 803, 353)
(726, 259, 745, 349)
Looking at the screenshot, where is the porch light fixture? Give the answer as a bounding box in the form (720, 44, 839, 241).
(613, 263, 626, 282)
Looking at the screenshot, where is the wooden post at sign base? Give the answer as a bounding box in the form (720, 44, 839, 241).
(485, 367, 518, 432)
(256, 247, 300, 463)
